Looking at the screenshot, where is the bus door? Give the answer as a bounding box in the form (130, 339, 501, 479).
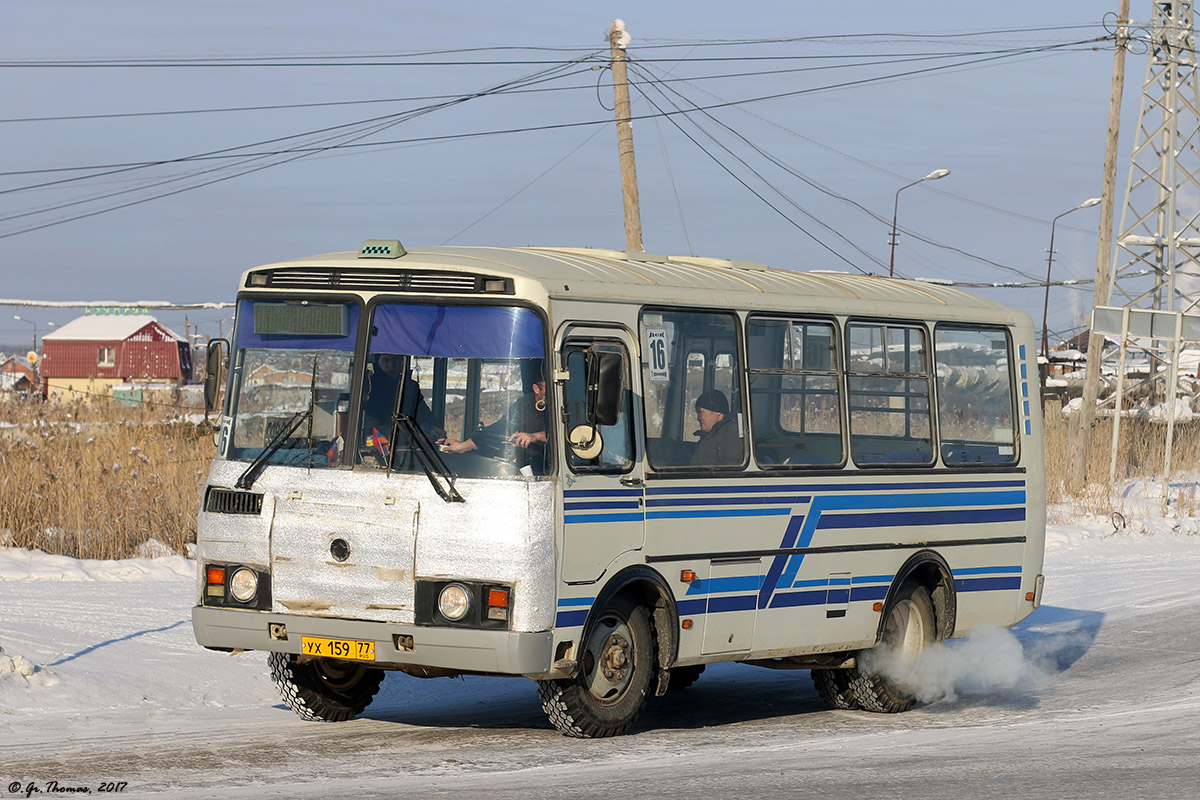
(557, 326, 644, 585)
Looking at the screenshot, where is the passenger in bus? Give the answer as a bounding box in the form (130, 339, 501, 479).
(691, 389, 742, 466)
(439, 377, 547, 455)
(362, 353, 441, 439)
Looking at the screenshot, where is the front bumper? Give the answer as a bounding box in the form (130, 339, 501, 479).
(192, 606, 554, 677)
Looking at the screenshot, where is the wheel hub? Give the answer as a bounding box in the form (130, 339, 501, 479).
(600, 632, 631, 682)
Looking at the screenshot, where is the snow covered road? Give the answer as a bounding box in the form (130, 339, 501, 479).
(1, 521, 1197, 799)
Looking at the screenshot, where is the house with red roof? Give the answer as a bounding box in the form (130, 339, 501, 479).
(39, 314, 192, 400)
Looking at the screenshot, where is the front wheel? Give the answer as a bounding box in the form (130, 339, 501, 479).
(847, 583, 937, 713)
(268, 652, 384, 722)
(537, 596, 654, 738)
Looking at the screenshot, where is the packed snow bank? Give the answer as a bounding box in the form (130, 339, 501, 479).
(0, 545, 192, 581)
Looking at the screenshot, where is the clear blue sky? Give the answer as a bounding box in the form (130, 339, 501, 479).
(0, 1, 1129, 348)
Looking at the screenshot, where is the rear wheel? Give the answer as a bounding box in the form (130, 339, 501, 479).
(537, 596, 653, 738)
(847, 583, 936, 713)
(811, 668, 858, 710)
(268, 652, 384, 722)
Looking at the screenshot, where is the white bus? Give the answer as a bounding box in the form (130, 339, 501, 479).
(192, 240, 1045, 738)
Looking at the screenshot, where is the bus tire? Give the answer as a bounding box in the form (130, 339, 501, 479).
(811, 668, 858, 710)
(667, 664, 705, 691)
(268, 652, 384, 722)
(848, 583, 936, 713)
(537, 597, 653, 738)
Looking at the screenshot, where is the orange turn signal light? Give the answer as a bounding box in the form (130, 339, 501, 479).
(487, 588, 509, 608)
(681, 619, 694, 630)
(1025, 592, 1035, 602)
(872, 602, 884, 612)
(680, 570, 697, 582)
(206, 566, 226, 585)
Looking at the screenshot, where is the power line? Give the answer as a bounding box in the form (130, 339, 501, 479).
(631, 57, 1054, 284)
(0, 37, 1104, 240)
(626, 61, 873, 273)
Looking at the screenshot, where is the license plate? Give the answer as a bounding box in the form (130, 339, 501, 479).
(300, 636, 376, 661)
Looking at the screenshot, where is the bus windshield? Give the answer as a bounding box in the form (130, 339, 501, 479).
(226, 299, 359, 470)
(358, 302, 549, 479)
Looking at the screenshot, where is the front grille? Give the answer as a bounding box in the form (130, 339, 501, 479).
(205, 488, 264, 515)
(245, 267, 511, 294)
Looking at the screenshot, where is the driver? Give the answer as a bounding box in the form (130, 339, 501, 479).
(440, 368, 547, 455)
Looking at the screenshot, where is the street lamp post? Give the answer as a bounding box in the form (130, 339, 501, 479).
(889, 168, 951, 277)
(13, 315, 36, 353)
(1041, 197, 1102, 360)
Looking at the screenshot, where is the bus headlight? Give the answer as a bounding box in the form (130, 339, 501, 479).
(229, 567, 259, 602)
(437, 583, 471, 620)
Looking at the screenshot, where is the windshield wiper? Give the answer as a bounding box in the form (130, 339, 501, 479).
(386, 366, 464, 503)
(304, 356, 318, 471)
(235, 407, 311, 490)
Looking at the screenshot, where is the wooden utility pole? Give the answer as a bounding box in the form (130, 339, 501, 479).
(609, 19, 644, 252)
(1070, 0, 1129, 493)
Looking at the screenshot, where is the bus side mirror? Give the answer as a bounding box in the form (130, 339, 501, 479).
(204, 338, 230, 417)
(586, 350, 623, 427)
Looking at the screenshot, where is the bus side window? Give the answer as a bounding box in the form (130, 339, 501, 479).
(640, 309, 745, 470)
(935, 326, 1017, 464)
(747, 317, 843, 467)
(846, 323, 934, 465)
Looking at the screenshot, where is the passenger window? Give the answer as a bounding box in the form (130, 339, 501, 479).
(846, 323, 933, 465)
(562, 342, 634, 472)
(640, 309, 745, 470)
(747, 317, 843, 467)
(935, 326, 1017, 464)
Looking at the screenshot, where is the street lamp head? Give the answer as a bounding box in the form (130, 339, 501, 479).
(924, 169, 951, 181)
(1079, 197, 1102, 209)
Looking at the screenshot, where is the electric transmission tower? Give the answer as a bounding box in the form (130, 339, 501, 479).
(1085, 0, 1200, 501)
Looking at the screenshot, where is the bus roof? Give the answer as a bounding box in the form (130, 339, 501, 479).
(246, 245, 1026, 325)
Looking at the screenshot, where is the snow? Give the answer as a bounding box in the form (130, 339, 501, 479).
(1, 503, 1198, 798)
(41, 314, 185, 342)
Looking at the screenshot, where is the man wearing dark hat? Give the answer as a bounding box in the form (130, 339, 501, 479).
(691, 389, 742, 466)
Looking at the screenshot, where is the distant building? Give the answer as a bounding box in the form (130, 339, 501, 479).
(39, 314, 192, 400)
(0, 356, 37, 396)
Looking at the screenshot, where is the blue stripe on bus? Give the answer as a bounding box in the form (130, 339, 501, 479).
(564, 512, 645, 524)
(816, 506, 1026, 530)
(686, 575, 765, 595)
(555, 609, 589, 627)
(645, 480, 1024, 496)
(1022, 383, 1029, 398)
(646, 495, 811, 507)
(646, 508, 793, 520)
(768, 588, 827, 608)
(956, 576, 1022, 592)
(677, 598, 707, 615)
(766, 490, 1025, 606)
(954, 565, 1022, 575)
(563, 501, 641, 511)
(1020, 362, 1028, 380)
(852, 574, 894, 584)
(557, 597, 595, 607)
(1019, 344, 1026, 360)
(850, 585, 889, 602)
(1025, 419, 1032, 435)
(707, 594, 757, 613)
(563, 488, 643, 498)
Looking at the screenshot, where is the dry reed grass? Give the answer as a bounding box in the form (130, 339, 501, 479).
(1043, 402, 1200, 519)
(0, 395, 212, 559)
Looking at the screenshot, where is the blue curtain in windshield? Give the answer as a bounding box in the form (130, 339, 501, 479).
(235, 299, 359, 351)
(370, 304, 544, 358)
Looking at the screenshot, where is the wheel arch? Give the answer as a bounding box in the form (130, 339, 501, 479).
(586, 565, 679, 674)
(877, 549, 957, 643)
